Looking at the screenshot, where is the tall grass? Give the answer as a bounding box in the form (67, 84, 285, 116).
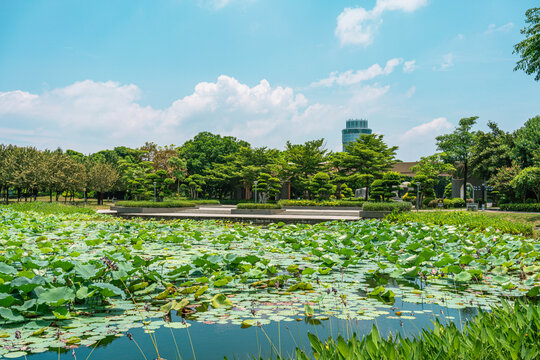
(386, 210, 534, 236)
(1, 201, 96, 215)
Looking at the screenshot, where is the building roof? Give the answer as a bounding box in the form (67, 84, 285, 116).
(391, 162, 419, 176)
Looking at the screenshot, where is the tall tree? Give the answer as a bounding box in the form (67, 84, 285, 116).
(178, 132, 249, 175)
(470, 121, 514, 181)
(436, 117, 478, 201)
(283, 139, 328, 198)
(87, 162, 120, 205)
(512, 116, 540, 168)
(514, 7, 540, 81)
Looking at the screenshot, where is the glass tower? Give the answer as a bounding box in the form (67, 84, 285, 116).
(342, 119, 372, 151)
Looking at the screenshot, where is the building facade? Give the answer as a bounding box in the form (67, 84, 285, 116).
(342, 119, 372, 151)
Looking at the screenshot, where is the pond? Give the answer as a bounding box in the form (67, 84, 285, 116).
(0, 209, 537, 359)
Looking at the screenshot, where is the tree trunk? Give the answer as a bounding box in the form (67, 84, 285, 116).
(49, 190, 53, 202)
(463, 162, 468, 202)
(98, 192, 104, 205)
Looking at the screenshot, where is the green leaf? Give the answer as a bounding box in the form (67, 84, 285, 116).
(52, 307, 71, 319)
(90, 283, 125, 298)
(0, 308, 24, 322)
(211, 294, 233, 308)
(38, 287, 75, 306)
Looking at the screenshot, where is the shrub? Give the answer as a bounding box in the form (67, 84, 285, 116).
(115, 200, 196, 208)
(278, 200, 365, 207)
(499, 203, 540, 212)
(428, 199, 438, 208)
(236, 203, 281, 209)
(451, 198, 466, 208)
(423, 197, 434, 207)
(362, 202, 412, 212)
(189, 200, 220, 205)
(443, 198, 453, 209)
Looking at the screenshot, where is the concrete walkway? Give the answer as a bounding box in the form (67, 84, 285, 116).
(97, 206, 363, 224)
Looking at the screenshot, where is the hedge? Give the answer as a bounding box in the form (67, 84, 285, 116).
(499, 203, 540, 212)
(236, 203, 282, 209)
(362, 202, 412, 212)
(278, 199, 365, 207)
(115, 200, 196, 208)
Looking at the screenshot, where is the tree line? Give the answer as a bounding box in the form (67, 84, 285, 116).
(0, 116, 538, 205)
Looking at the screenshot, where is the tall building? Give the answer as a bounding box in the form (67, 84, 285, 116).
(342, 119, 372, 151)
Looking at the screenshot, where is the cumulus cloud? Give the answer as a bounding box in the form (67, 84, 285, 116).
(403, 60, 417, 73)
(485, 22, 514, 34)
(400, 117, 452, 142)
(0, 77, 341, 152)
(312, 58, 402, 87)
(335, 0, 427, 46)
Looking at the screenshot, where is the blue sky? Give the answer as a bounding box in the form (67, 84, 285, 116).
(0, 0, 538, 160)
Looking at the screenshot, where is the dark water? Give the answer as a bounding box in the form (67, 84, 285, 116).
(24, 298, 479, 360)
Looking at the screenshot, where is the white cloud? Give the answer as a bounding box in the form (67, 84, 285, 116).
(335, 0, 427, 46)
(400, 117, 452, 142)
(0, 77, 342, 152)
(349, 84, 390, 104)
(312, 58, 402, 87)
(403, 60, 417, 73)
(485, 22, 514, 34)
(456, 33, 465, 40)
(433, 53, 454, 71)
(405, 86, 416, 98)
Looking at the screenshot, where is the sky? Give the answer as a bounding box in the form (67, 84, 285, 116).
(0, 0, 539, 161)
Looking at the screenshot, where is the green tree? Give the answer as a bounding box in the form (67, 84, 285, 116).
(255, 173, 282, 203)
(307, 172, 334, 201)
(410, 153, 455, 200)
(470, 122, 514, 181)
(182, 174, 206, 199)
(87, 162, 120, 205)
(369, 172, 401, 202)
(283, 139, 328, 198)
(512, 116, 540, 168)
(489, 163, 521, 203)
(514, 7, 540, 81)
(511, 167, 540, 202)
(436, 117, 478, 201)
(178, 132, 249, 175)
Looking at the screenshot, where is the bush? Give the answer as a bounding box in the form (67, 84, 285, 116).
(189, 200, 220, 205)
(115, 200, 196, 208)
(362, 202, 412, 212)
(451, 198, 466, 208)
(499, 203, 540, 212)
(236, 203, 281, 209)
(443, 198, 453, 209)
(423, 197, 434, 207)
(278, 200, 365, 207)
(428, 199, 438, 208)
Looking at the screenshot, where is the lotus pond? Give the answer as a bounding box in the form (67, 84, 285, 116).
(0, 208, 538, 359)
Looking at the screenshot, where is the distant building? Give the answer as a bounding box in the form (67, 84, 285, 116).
(342, 119, 372, 151)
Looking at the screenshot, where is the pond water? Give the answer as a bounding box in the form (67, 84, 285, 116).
(1, 210, 537, 359)
(23, 298, 479, 360)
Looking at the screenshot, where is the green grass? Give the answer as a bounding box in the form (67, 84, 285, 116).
(363, 201, 412, 212)
(236, 203, 282, 209)
(0, 201, 96, 215)
(387, 210, 535, 236)
(291, 301, 539, 360)
(115, 200, 196, 208)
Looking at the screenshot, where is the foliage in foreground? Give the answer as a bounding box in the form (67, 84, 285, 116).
(500, 203, 540, 212)
(292, 301, 539, 360)
(362, 202, 412, 213)
(236, 203, 282, 209)
(387, 210, 534, 236)
(1, 201, 96, 215)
